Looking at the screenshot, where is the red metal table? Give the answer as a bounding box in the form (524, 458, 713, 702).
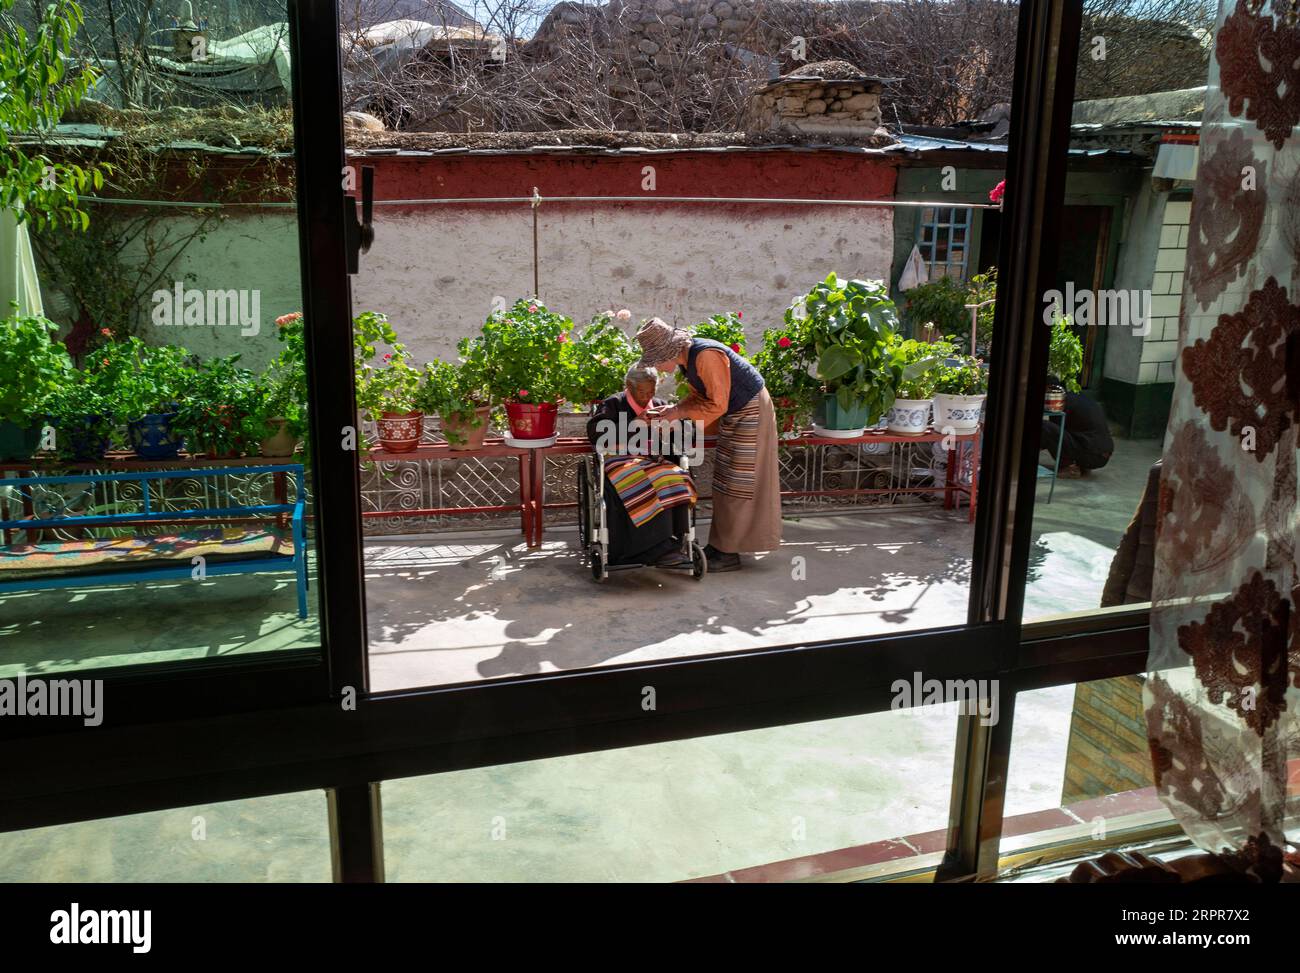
(527, 425, 981, 548)
(363, 440, 534, 542)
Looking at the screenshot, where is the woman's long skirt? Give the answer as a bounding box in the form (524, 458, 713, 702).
(708, 387, 783, 553)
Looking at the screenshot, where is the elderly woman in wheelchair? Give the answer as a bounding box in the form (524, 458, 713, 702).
(578, 365, 705, 580)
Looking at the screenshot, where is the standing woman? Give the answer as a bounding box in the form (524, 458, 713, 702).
(635, 318, 782, 572)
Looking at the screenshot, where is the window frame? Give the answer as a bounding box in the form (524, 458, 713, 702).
(0, 0, 1151, 885)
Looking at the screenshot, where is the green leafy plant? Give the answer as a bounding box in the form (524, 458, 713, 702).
(934, 355, 989, 396)
(893, 338, 948, 400)
(89, 336, 195, 418)
(416, 358, 489, 445)
(691, 311, 747, 355)
(1048, 313, 1084, 392)
(968, 268, 997, 355)
(173, 354, 263, 456)
(902, 276, 969, 342)
(561, 312, 638, 406)
(476, 299, 575, 406)
(0, 0, 109, 231)
(903, 269, 998, 356)
(798, 273, 904, 421)
(752, 316, 818, 431)
(257, 312, 308, 438)
(357, 357, 421, 417)
(0, 310, 73, 424)
(44, 367, 120, 458)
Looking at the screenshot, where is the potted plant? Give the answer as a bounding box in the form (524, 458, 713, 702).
(691, 311, 747, 355)
(358, 357, 423, 452)
(351, 310, 424, 452)
(752, 317, 817, 435)
(886, 338, 945, 435)
(45, 369, 119, 461)
(799, 273, 903, 435)
(174, 355, 263, 458)
(478, 299, 573, 441)
(933, 353, 989, 433)
(1046, 313, 1083, 410)
(418, 357, 491, 450)
(255, 311, 309, 457)
(94, 337, 195, 459)
(0, 311, 73, 460)
(561, 311, 638, 411)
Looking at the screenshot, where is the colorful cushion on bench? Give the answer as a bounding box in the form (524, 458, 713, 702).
(0, 527, 295, 580)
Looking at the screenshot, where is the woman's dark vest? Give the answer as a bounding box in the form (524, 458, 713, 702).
(683, 338, 764, 415)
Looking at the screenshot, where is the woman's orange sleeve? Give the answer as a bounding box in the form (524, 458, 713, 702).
(665, 350, 730, 425)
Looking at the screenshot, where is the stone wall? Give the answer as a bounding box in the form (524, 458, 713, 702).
(748, 68, 886, 139)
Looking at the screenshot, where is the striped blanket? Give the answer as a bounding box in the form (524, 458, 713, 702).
(604, 456, 697, 529)
(712, 395, 760, 499)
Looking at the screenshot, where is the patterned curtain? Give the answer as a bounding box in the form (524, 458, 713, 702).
(1144, 0, 1300, 881)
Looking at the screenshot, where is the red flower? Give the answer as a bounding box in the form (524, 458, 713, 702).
(736, 311, 743, 320)
(275, 312, 302, 328)
(100, 327, 112, 337)
(101, 358, 109, 366)
(731, 342, 742, 353)
(518, 389, 529, 398)
(989, 180, 1006, 204)
(557, 333, 568, 343)
(383, 353, 392, 360)
(527, 304, 538, 313)
(778, 336, 792, 348)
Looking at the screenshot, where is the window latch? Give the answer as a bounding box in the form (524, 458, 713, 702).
(345, 165, 375, 274)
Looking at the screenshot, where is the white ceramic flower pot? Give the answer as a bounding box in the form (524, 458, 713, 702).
(886, 398, 932, 436)
(932, 393, 986, 433)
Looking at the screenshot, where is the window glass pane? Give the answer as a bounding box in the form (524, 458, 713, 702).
(1000, 676, 1175, 870)
(348, 0, 1019, 690)
(1, 0, 323, 675)
(0, 791, 331, 882)
(1024, 1, 1224, 624)
(382, 706, 959, 882)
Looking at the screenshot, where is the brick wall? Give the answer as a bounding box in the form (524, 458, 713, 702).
(1061, 674, 1155, 803)
(1137, 196, 1190, 385)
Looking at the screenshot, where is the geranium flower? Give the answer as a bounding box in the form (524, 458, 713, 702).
(731, 343, 742, 353)
(518, 389, 529, 398)
(778, 336, 792, 348)
(736, 311, 743, 320)
(276, 312, 302, 328)
(100, 327, 112, 337)
(528, 304, 538, 313)
(557, 333, 568, 343)
(989, 180, 1005, 204)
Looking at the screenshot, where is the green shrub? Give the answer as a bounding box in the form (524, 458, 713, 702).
(0, 311, 72, 425)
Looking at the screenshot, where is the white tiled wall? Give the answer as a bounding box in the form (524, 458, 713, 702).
(1138, 198, 1190, 384)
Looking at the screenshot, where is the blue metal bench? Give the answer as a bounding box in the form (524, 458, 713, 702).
(0, 464, 308, 619)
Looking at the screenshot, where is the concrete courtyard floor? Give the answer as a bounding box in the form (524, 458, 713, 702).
(0, 436, 1162, 881)
(366, 436, 1163, 689)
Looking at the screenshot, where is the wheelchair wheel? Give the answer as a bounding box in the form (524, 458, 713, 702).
(590, 542, 607, 582)
(576, 460, 591, 547)
(690, 541, 708, 581)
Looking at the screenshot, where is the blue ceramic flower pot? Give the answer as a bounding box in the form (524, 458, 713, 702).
(0, 420, 42, 462)
(128, 411, 183, 459)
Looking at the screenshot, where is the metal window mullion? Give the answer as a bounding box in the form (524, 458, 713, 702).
(939, 0, 1084, 882)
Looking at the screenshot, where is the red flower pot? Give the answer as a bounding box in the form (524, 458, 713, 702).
(377, 410, 424, 452)
(504, 401, 558, 440)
